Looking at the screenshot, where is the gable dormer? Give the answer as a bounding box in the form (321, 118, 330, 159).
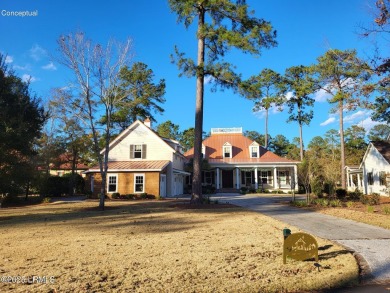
(249, 141, 260, 158)
(223, 142, 232, 158)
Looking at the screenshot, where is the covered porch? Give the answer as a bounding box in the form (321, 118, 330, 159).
(345, 165, 363, 192)
(200, 165, 298, 192)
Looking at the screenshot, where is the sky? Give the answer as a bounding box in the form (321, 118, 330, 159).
(0, 0, 385, 145)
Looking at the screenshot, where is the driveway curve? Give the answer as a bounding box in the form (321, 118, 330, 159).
(213, 193, 390, 283)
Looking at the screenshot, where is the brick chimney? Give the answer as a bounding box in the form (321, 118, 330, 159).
(144, 117, 151, 128)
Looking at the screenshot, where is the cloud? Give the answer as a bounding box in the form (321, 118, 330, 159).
(22, 74, 38, 83)
(29, 44, 46, 61)
(320, 117, 336, 126)
(5, 55, 13, 64)
(13, 64, 31, 71)
(204, 75, 215, 85)
(344, 110, 367, 123)
(42, 62, 57, 71)
(358, 117, 382, 133)
(313, 88, 331, 102)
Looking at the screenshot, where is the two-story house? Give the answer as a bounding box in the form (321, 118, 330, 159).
(84, 119, 189, 197)
(184, 127, 299, 192)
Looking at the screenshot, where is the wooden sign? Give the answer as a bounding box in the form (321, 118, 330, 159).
(283, 232, 318, 264)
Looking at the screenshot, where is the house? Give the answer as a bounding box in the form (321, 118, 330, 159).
(49, 153, 89, 177)
(360, 140, 390, 196)
(345, 165, 364, 193)
(184, 127, 299, 192)
(84, 119, 189, 197)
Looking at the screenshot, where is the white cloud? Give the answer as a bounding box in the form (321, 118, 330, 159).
(29, 44, 46, 61)
(320, 117, 336, 126)
(42, 62, 57, 71)
(344, 110, 367, 123)
(5, 55, 13, 64)
(13, 64, 31, 71)
(313, 88, 331, 102)
(358, 117, 381, 133)
(22, 74, 38, 83)
(204, 75, 215, 85)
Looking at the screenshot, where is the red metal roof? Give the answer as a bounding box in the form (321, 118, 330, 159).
(184, 133, 298, 164)
(86, 160, 170, 172)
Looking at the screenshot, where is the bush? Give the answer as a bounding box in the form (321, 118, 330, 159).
(311, 179, 323, 198)
(111, 192, 120, 199)
(292, 200, 309, 207)
(140, 193, 148, 199)
(383, 206, 390, 215)
(313, 198, 328, 207)
(202, 185, 216, 194)
(348, 189, 362, 200)
(367, 206, 374, 213)
(124, 194, 134, 200)
(42, 197, 51, 203)
(335, 188, 347, 199)
(346, 201, 354, 208)
(329, 199, 342, 207)
(360, 193, 380, 205)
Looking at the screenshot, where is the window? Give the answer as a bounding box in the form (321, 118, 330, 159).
(108, 174, 118, 193)
(260, 171, 272, 185)
(250, 146, 259, 158)
(223, 144, 232, 158)
(203, 171, 214, 185)
(379, 171, 386, 186)
(134, 174, 145, 193)
(130, 144, 146, 159)
(367, 172, 374, 185)
(245, 172, 252, 185)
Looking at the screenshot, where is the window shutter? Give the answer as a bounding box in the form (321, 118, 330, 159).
(142, 144, 147, 159)
(130, 145, 134, 159)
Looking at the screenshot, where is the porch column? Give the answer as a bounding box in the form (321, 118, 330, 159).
(273, 167, 278, 189)
(349, 173, 353, 189)
(254, 168, 258, 190)
(294, 165, 298, 191)
(216, 168, 220, 189)
(236, 168, 240, 189)
(357, 173, 362, 190)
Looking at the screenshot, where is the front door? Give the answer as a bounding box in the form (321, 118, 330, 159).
(160, 174, 166, 197)
(222, 170, 233, 188)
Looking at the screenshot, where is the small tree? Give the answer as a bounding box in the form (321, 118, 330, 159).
(56, 32, 132, 209)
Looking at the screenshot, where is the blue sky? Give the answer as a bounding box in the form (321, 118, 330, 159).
(0, 0, 383, 144)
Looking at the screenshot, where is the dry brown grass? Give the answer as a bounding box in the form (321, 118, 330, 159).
(0, 200, 358, 292)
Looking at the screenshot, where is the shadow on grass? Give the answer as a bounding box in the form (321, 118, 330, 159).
(0, 199, 241, 234)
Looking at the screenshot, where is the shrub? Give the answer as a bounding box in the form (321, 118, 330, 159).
(125, 194, 134, 200)
(313, 198, 328, 207)
(292, 200, 308, 207)
(348, 188, 362, 200)
(311, 179, 323, 198)
(367, 206, 374, 213)
(335, 188, 347, 199)
(111, 192, 120, 199)
(42, 197, 51, 203)
(382, 206, 390, 215)
(346, 201, 354, 208)
(329, 199, 342, 207)
(360, 193, 380, 205)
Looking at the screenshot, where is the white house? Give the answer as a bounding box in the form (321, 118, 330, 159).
(360, 140, 390, 196)
(84, 119, 189, 197)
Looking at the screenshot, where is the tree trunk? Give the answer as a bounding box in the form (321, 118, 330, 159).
(69, 149, 77, 197)
(299, 122, 304, 161)
(339, 100, 346, 189)
(265, 108, 269, 149)
(191, 7, 205, 204)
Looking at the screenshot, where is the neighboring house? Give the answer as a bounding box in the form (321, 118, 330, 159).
(49, 154, 89, 177)
(84, 119, 189, 198)
(184, 127, 299, 192)
(360, 140, 390, 196)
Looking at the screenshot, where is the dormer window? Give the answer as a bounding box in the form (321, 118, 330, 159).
(249, 142, 259, 158)
(223, 142, 232, 158)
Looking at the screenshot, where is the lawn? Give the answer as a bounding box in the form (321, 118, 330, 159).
(0, 199, 359, 292)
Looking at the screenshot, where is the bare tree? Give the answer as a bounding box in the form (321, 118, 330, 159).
(56, 32, 132, 209)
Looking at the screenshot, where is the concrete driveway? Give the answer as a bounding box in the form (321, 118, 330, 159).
(212, 193, 390, 283)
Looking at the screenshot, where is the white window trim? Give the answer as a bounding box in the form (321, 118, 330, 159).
(133, 144, 143, 159)
(107, 174, 118, 193)
(223, 143, 232, 158)
(250, 145, 259, 158)
(134, 173, 145, 193)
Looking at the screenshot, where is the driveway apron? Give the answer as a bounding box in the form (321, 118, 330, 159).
(213, 193, 390, 282)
